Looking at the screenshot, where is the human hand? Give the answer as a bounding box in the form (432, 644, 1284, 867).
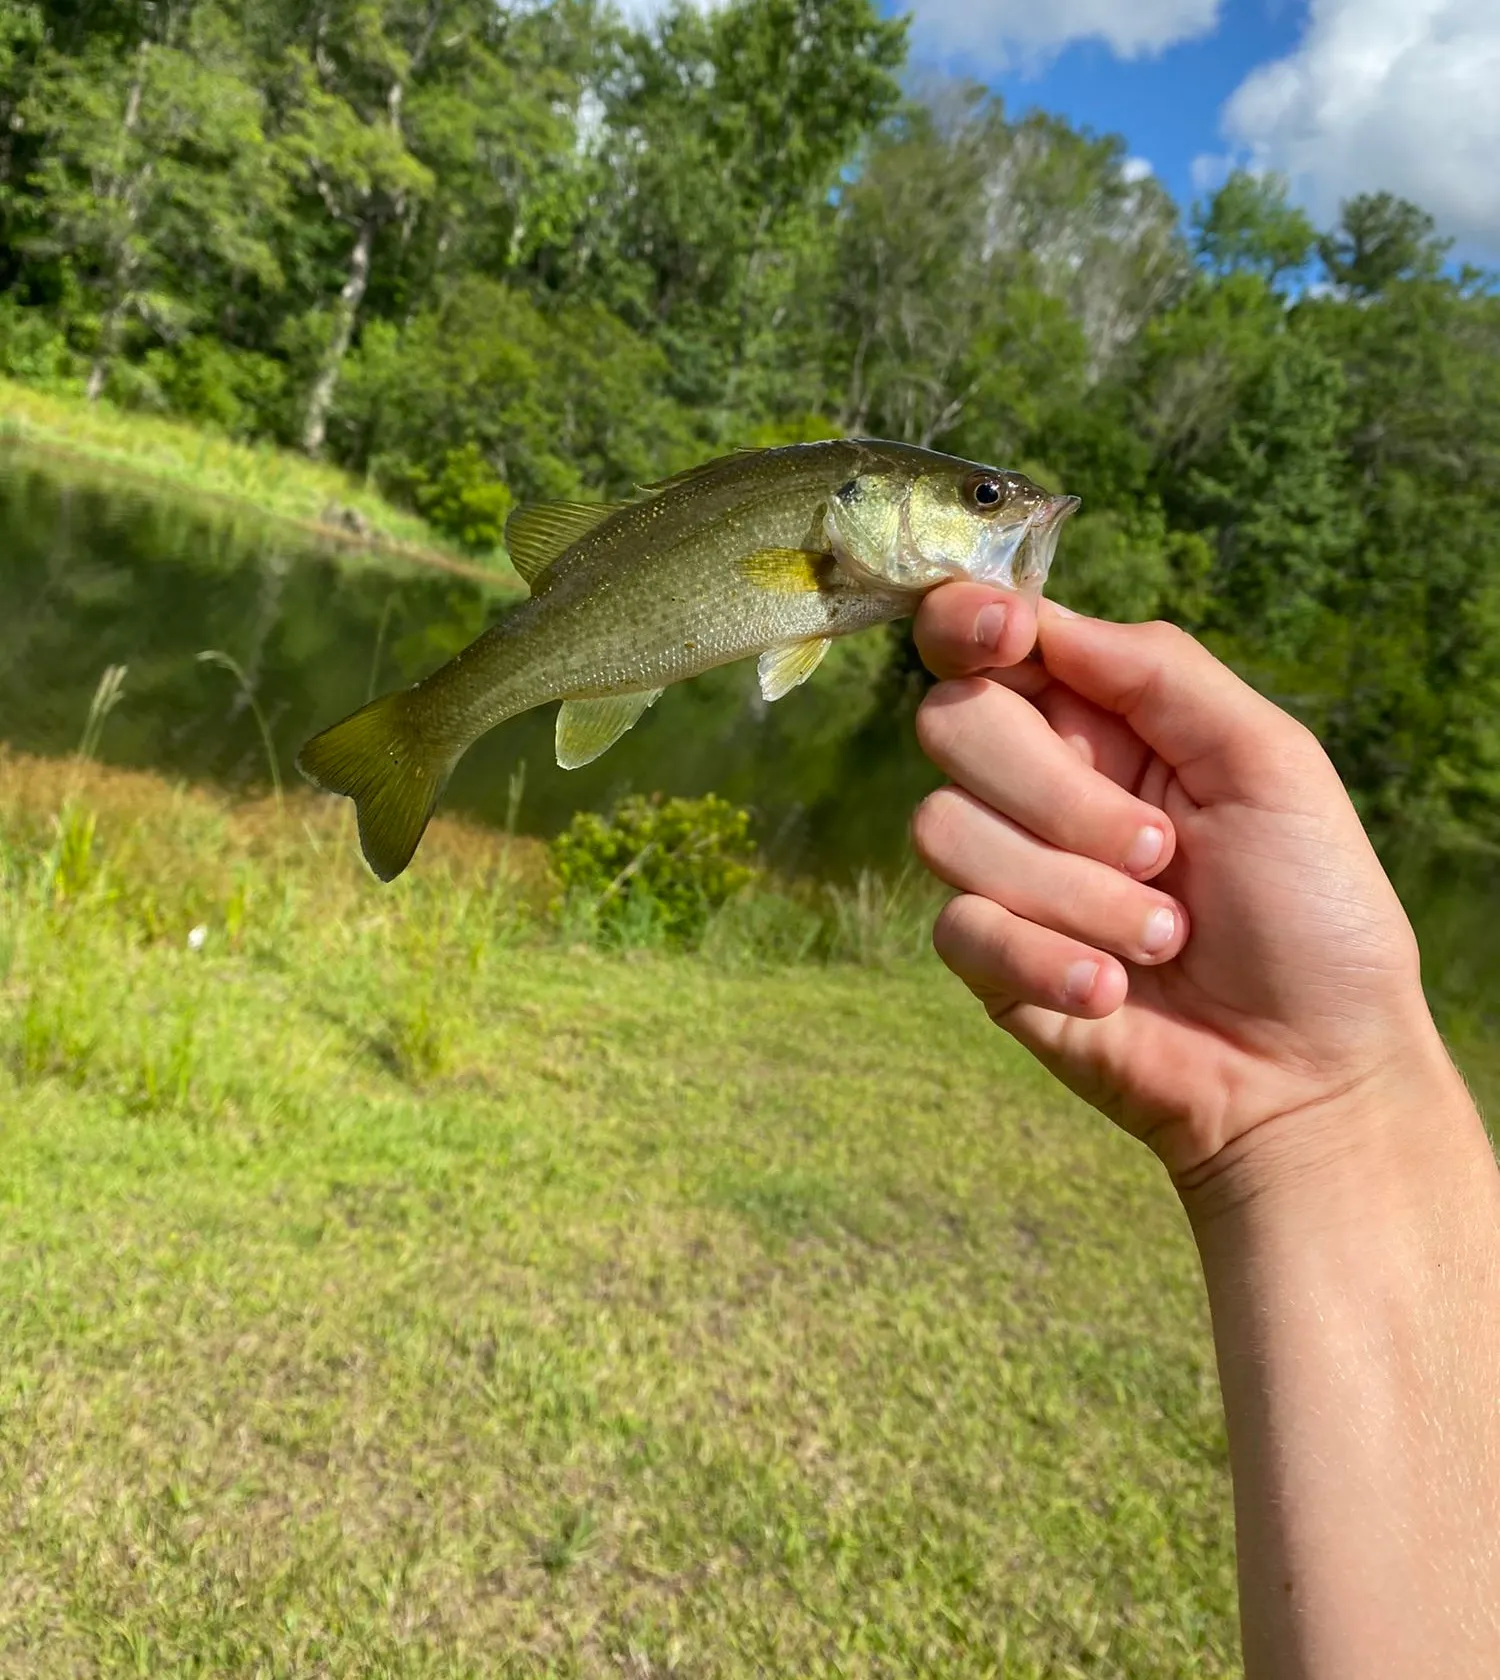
(910, 584, 1469, 1189)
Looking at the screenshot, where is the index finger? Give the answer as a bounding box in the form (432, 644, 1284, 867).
(1035, 606, 1324, 804)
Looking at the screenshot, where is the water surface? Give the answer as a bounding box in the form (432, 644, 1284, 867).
(0, 450, 936, 874)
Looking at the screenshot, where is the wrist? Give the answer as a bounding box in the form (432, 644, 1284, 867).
(1177, 1037, 1495, 1247)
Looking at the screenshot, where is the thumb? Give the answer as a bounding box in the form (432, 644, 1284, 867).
(1036, 606, 1322, 804)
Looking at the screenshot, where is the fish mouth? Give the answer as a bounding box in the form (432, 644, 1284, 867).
(1015, 494, 1080, 599)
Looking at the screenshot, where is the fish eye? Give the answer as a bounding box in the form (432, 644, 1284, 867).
(968, 475, 1005, 512)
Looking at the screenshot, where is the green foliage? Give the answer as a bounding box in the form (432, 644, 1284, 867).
(0, 292, 75, 384)
(401, 441, 513, 553)
(551, 793, 759, 947)
(342, 281, 696, 507)
(0, 4, 1493, 853)
(1318, 191, 1450, 297)
(1194, 169, 1317, 284)
(1183, 323, 1356, 654)
(135, 337, 289, 437)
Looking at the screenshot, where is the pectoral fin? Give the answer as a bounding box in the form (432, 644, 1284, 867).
(736, 547, 830, 594)
(758, 638, 831, 703)
(555, 691, 664, 769)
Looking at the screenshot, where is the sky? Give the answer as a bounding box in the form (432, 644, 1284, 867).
(619, 0, 1500, 264)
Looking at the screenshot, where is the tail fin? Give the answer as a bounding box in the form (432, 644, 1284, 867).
(296, 691, 453, 882)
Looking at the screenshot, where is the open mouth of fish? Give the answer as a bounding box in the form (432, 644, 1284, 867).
(1014, 494, 1082, 599)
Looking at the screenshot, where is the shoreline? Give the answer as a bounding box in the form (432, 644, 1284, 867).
(0, 384, 520, 593)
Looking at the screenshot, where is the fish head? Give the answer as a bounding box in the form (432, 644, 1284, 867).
(827, 455, 1080, 601)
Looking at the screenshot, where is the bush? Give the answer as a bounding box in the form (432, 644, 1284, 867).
(0, 296, 77, 387)
(404, 443, 514, 553)
(551, 793, 759, 946)
(137, 338, 289, 439)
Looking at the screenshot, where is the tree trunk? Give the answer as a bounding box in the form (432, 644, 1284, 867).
(86, 57, 148, 404)
(86, 300, 126, 401)
(301, 211, 376, 456)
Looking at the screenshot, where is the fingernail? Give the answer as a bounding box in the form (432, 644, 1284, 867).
(1063, 961, 1099, 1005)
(975, 603, 1008, 651)
(1048, 602, 1079, 619)
(1141, 908, 1177, 957)
(1126, 826, 1165, 874)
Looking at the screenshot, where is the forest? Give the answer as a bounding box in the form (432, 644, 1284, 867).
(0, 0, 1496, 852)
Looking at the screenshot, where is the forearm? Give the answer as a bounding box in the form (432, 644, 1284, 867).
(1184, 1056, 1500, 1680)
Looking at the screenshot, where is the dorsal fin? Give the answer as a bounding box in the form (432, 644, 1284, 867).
(634, 446, 769, 500)
(504, 500, 623, 589)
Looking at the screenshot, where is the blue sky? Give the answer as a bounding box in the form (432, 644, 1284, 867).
(622, 0, 1500, 262)
(878, 0, 1500, 261)
(968, 5, 1306, 226)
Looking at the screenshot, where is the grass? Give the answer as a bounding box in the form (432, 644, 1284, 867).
(0, 376, 507, 580)
(0, 748, 1242, 1676)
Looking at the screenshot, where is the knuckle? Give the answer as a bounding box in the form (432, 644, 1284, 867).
(1049, 770, 1109, 841)
(914, 678, 988, 762)
(1054, 871, 1096, 931)
(910, 788, 967, 868)
(931, 894, 978, 960)
(1138, 618, 1193, 658)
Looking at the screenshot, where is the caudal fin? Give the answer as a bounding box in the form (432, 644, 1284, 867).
(296, 691, 452, 882)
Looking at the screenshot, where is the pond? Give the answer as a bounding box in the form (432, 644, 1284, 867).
(0, 448, 939, 876)
(1, 446, 1495, 1115)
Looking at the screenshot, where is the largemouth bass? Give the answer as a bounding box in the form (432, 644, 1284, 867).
(297, 439, 1079, 881)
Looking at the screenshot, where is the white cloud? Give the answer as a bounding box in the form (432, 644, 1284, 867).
(1220, 0, 1500, 256)
(1190, 152, 1233, 195)
(1121, 157, 1155, 185)
(906, 0, 1221, 73)
(618, 0, 1221, 70)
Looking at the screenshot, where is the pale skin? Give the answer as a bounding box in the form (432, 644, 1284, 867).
(910, 581, 1500, 1680)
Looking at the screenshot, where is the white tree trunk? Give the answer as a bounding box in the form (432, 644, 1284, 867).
(86, 59, 148, 404)
(301, 212, 376, 457)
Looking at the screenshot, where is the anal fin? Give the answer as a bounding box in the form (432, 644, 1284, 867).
(758, 638, 831, 703)
(556, 690, 664, 769)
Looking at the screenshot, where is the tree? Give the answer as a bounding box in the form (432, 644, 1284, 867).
(18, 3, 283, 400)
(1194, 169, 1316, 285)
(1318, 192, 1450, 298)
(827, 85, 1181, 455)
(563, 0, 905, 433)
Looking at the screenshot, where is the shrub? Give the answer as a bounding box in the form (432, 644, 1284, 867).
(551, 793, 759, 946)
(0, 296, 77, 387)
(404, 443, 514, 553)
(137, 338, 290, 439)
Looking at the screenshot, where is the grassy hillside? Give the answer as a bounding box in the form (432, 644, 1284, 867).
(0, 378, 500, 578)
(0, 750, 1239, 1677)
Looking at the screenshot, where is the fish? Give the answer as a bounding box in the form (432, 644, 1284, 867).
(296, 439, 1080, 881)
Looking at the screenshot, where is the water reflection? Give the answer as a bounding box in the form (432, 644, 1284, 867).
(0, 449, 939, 873)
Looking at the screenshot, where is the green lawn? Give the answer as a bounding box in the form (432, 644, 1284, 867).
(0, 753, 1237, 1677)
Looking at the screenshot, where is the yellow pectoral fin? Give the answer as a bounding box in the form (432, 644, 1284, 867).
(758, 638, 831, 702)
(555, 690, 664, 770)
(736, 547, 831, 594)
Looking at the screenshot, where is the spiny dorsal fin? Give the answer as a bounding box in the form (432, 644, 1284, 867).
(504, 500, 624, 589)
(555, 690, 664, 770)
(634, 446, 769, 500)
(758, 638, 831, 703)
(737, 547, 830, 594)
